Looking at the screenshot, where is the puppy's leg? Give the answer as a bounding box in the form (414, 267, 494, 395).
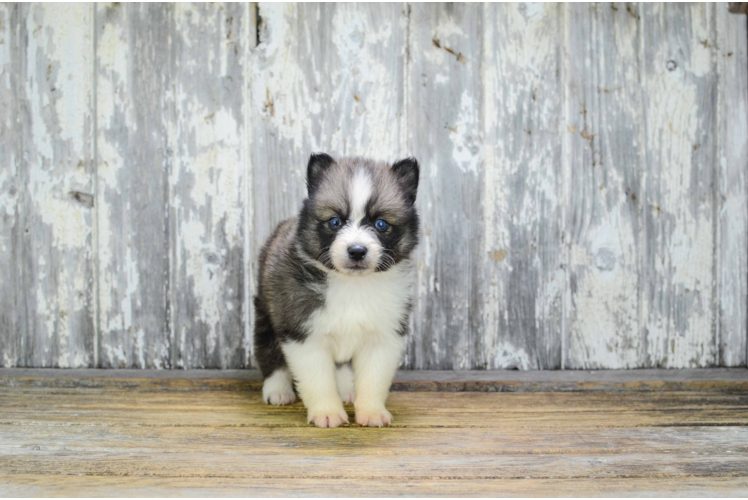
(254, 298, 295, 405)
(262, 367, 296, 405)
(352, 336, 405, 427)
(283, 340, 349, 428)
(336, 363, 355, 404)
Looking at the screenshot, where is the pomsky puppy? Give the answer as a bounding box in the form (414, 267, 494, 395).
(254, 153, 419, 428)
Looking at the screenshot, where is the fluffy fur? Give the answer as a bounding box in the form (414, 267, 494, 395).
(254, 154, 419, 428)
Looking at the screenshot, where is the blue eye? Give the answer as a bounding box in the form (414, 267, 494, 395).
(329, 217, 342, 229)
(375, 219, 388, 231)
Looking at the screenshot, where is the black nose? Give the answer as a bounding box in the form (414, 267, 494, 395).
(347, 245, 367, 261)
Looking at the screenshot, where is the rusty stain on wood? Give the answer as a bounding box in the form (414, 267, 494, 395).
(489, 249, 506, 262)
(432, 37, 466, 64)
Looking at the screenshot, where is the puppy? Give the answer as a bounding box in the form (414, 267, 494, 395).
(254, 153, 419, 428)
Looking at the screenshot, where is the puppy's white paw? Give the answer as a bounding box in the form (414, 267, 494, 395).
(307, 409, 349, 428)
(355, 407, 393, 427)
(336, 364, 356, 404)
(265, 391, 296, 406)
(262, 368, 296, 406)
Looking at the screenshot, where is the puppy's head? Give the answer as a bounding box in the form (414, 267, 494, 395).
(298, 154, 419, 276)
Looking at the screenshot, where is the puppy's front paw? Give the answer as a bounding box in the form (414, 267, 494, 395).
(355, 407, 393, 427)
(264, 391, 296, 406)
(307, 409, 349, 428)
(262, 369, 296, 406)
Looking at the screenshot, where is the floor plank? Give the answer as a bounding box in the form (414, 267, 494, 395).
(1, 373, 747, 496)
(2, 475, 747, 498)
(1, 390, 747, 428)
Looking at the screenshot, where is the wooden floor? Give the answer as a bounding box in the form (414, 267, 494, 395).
(1, 369, 748, 497)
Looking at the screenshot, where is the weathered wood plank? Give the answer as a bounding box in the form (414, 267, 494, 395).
(1, 2, 746, 370)
(95, 3, 171, 368)
(4, 449, 748, 480)
(640, 3, 717, 367)
(1, 385, 747, 495)
(4, 423, 747, 458)
(249, 3, 407, 365)
(3, 367, 748, 393)
(408, 4, 485, 369)
(0, 4, 23, 367)
(564, 3, 644, 368)
(482, 3, 563, 370)
(2, 388, 746, 428)
(716, 4, 748, 366)
(1, 376, 747, 495)
(170, 3, 248, 368)
(13, 4, 95, 367)
(3, 475, 747, 497)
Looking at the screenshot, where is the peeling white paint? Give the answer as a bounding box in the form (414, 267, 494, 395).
(0, 168, 16, 219)
(0, 0, 20, 365)
(638, 3, 717, 368)
(95, 3, 172, 368)
(105, 344, 127, 368)
(481, 4, 563, 369)
(451, 92, 481, 175)
(716, 4, 748, 366)
(11, 3, 95, 368)
(490, 342, 532, 371)
(2, 3, 746, 370)
(168, 3, 248, 368)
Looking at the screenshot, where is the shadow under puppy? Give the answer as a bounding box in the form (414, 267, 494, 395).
(254, 154, 419, 428)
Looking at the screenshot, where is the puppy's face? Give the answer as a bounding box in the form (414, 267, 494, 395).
(298, 155, 419, 276)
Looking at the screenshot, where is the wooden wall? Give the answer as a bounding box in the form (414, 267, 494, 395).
(1, 3, 746, 370)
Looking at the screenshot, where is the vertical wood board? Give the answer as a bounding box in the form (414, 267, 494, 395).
(170, 3, 248, 368)
(716, 4, 748, 366)
(11, 4, 95, 367)
(640, 3, 717, 367)
(482, 3, 564, 370)
(408, 3, 485, 369)
(564, 3, 644, 369)
(0, 4, 23, 367)
(95, 3, 171, 368)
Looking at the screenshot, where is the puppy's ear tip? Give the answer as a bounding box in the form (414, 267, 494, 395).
(391, 157, 419, 204)
(392, 157, 419, 171)
(309, 152, 335, 163)
(306, 152, 336, 195)
(392, 157, 419, 178)
(395, 156, 418, 164)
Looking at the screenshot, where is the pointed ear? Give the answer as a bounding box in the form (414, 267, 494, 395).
(391, 157, 419, 205)
(306, 153, 336, 195)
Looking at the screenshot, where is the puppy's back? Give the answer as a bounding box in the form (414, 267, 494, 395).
(259, 218, 297, 285)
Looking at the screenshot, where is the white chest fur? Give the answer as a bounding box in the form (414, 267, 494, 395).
(303, 261, 414, 362)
